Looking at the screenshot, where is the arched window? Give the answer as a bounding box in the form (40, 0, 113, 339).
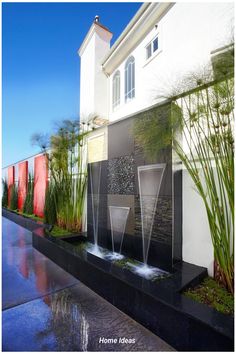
(125, 56, 135, 102)
(112, 71, 120, 110)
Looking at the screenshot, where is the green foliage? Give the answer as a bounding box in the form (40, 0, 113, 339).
(9, 184, 18, 210)
(48, 119, 89, 232)
(134, 102, 183, 163)
(32, 118, 94, 233)
(46, 225, 72, 237)
(23, 174, 34, 215)
(44, 182, 57, 225)
(134, 53, 234, 293)
(2, 179, 8, 207)
(20, 212, 43, 222)
(184, 277, 234, 316)
(172, 77, 234, 293)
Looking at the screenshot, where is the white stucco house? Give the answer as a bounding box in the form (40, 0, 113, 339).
(2, 2, 233, 276)
(78, 2, 234, 275)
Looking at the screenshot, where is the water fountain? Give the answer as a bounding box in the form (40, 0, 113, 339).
(87, 162, 103, 258)
(106, 206, 130, 260)
(130, 163, 167, 278)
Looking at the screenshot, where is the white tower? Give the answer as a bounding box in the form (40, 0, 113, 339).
(78, 16, 113, 121)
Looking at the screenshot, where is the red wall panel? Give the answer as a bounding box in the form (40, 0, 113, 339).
(33, 154, 48, 217)
(18, 161, 28, 211)
(8, 166, 15, 207)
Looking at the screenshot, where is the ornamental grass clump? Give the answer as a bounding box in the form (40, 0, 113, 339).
(23, 173, 34, 215)
(9, 183, 18, 210)
(171, 76, 234, 293)
(2, 179, 8, 208)
(32, 118, 93, 233)
(134, 48, 234, 293)
(48, 120, 89, 232)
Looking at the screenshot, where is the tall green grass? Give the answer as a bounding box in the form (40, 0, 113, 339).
(23, 173, 34, 215)
(2, 179, 8, 207)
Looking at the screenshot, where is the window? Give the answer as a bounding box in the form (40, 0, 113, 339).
(153, 37, 158, 53)
(112, 71, 120, 110)
(125, 56, 135, 102)
(145, 36, 159, 61)
(146, 44, 152, 59)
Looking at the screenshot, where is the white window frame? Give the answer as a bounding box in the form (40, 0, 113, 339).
(145, 35, 159, 60)
(112, 70, 120, 110)
(144, 27, 162, 67)
(125, 56, 135, 102)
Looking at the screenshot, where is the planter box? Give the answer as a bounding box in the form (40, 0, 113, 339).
(2, 208, 44, 232)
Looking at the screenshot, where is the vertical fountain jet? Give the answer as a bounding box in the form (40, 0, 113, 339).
(108, 206, 130, 259)
(89, 162, 102, 256)
(138, 163, 166, 266)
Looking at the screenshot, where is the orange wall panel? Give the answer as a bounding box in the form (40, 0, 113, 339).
(18, 161, 28, 211)
(33, 155, 48, 217)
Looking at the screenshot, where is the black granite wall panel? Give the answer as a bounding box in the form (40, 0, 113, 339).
(108, 118, 134, 159)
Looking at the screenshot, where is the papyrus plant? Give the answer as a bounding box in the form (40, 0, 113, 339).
(46, 119, 90, 232)
(172, 76, 234, 293)
(134, 73, 234, 293)
(32, 118, 93, 232)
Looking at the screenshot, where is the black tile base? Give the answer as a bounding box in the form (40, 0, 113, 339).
(31, 226, 233, 352)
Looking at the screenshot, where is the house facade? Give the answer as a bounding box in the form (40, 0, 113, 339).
(79, 2, 233, 275)
(3, 2, 234, 276)
(79, 2, 233, 122)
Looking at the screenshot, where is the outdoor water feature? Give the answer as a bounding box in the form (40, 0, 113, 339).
(86, 109, 178, 274)
(87, 159, 169, 278)
(106, 206, 130, 260)
(87, 162, 103, 258)
(129, 163, 167, 278)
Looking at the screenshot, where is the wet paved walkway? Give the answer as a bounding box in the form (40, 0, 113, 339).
(2, 217, 175, 351)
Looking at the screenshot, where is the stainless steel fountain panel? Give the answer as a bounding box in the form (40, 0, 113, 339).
(138, 163, 166, 265)
(109, 206, 130, 255)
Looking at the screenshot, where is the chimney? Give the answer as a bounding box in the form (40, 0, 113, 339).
(78, 17, 113, 120)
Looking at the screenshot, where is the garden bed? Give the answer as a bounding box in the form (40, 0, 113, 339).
(2, 207, 75, 237)
(183, 277, 234, 316)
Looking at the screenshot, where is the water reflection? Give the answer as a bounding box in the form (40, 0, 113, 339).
(36, 292, 90, 351)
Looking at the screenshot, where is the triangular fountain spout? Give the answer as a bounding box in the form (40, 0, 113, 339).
(108, 206, 130, 260)
(89, 162, 103, 257)
(138, 163, 166, 266)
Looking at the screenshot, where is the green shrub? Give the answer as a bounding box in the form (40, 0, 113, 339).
(2, 179, 8, 208)
(23, 174, 34, 215)
(10, 184, 18, 210)
(44, 182, 57, 225)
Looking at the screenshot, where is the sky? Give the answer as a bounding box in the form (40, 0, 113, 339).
(2, 2, 142, 167)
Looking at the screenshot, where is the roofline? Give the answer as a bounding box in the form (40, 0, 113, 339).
(101, 2, 174, 74)
(101, 3, 150, 66)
